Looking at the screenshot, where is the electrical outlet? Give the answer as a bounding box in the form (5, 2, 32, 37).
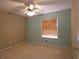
(45, 40, 47, 43)
(14, 40, 16, 42)
(9, 40, 13, 43)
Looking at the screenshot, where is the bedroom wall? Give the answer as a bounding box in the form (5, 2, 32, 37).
(77, 0, 79, 47)
(26, 9, 71, 47)
(0, 10, 26, 50)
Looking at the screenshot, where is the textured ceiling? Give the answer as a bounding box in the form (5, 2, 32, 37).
(0, 0, 72, 16)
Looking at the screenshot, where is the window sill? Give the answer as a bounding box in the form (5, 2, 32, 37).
(41, 35, 58, 39)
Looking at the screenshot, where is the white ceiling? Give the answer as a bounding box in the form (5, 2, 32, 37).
(0, 0, 72, 16)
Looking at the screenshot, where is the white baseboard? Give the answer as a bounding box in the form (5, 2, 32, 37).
(0, 42, 25, 53)
(26, 41, 71, 49)
(0, 41, 71, 53)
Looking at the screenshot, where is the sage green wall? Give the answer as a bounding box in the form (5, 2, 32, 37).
(26, 9, 71, 47)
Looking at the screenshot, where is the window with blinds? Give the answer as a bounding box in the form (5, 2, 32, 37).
(42, 18, 58, 39)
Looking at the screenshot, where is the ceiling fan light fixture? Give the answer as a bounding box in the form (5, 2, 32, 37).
(27, 11, 36, 16)
(29, 4, 34, 10)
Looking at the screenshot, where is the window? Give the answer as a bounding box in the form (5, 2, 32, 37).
(41, 18, 58, 39)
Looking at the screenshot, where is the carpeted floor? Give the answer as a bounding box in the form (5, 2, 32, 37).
(0, 42, 72, 59)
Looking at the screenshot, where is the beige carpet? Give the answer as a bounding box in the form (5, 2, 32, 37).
(0, 42, 72, 59)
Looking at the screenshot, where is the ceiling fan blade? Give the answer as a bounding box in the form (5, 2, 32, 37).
(35, 0, 71, 5)
(35, 0, 59, 5)
(11, 0, 35, 5)
(9, 6, 26, 13)
(10, 0, 26, 3)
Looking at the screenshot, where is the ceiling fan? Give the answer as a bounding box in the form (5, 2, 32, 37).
(10, 0, 56, 16)
(23, 4, 40, 16)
